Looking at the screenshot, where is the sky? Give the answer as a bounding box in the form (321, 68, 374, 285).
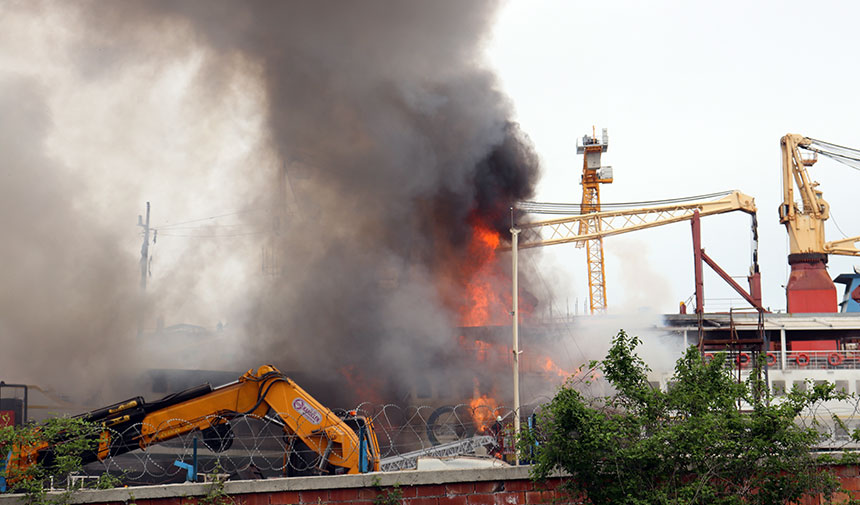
(487, 0, 860, 314)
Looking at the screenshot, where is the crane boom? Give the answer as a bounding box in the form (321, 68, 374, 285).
(505, 190, 756, 250)
(825, 236, 860, 256)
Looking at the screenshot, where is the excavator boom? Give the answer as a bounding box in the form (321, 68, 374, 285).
(137, 365, 377, 473)
(3, 366, 379, 489)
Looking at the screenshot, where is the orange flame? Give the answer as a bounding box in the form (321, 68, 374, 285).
(458, 335, 511, 366)
(458, 333, 593, 382)
(473, 339, 493, 362)
(540, 356, 573, 379)
(458, 219, 524, 328)
(339, 365, 385, 405)
(469, 393, 499, 433)
(460, 223, 505, 327)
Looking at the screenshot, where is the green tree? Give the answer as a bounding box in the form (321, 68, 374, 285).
(0, 415, 103, 503)
(521, 330, 856, 505)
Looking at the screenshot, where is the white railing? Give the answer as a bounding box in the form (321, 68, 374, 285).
(713, 351, 860, 371)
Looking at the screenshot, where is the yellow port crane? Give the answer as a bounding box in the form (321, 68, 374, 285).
(509, 190, 758, 312)
(779, 134, 860, 312)
(575, 128, 613, 313)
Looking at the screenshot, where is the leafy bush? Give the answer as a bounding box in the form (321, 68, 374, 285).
(0, 415, 104, 503)
(521, 330, 857, 505)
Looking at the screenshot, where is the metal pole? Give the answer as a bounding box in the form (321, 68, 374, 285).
(192, 437, 198, 482)
(780, 327, 787, 370)
(692, 210, 705, 348)
(139, 202, 150, 291)
(511, 226, 521, 465)
(137, 202, 150, 338)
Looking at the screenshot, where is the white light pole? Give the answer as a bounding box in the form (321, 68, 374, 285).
(510, 225, 521, 464)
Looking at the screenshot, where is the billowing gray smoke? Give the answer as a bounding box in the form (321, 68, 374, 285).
(0, 77, 145, 398)
(1, 1, 540, 407)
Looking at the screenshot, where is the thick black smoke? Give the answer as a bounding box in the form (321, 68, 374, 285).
(4, 1, 541, 407)
(133, 1, 543, 404)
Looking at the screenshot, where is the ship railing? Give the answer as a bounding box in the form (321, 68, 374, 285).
(716, 350, 860, 371)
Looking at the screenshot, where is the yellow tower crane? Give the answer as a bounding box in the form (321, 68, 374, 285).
(576, 128, 613, 313)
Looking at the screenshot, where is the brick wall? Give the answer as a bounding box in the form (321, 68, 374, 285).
(251, 478, 572, 505)
(2, 464, 858, 505)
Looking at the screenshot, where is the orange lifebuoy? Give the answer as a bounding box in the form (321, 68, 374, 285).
(736, 352, 749, 367)
(796, 353, 810, 367)
(704, 353, 714, 363)
(828, 353, 843, 367)
(766, 353, 777, 367)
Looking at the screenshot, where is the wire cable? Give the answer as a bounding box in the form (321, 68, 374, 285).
(155, 224, 260, 231)
(156, 231, 266, 238)
(808, 138, 860, 155)
(155, 206, 275, 230)
(516, 190, 734, 215)
(806, 138, 860, 171)
(829, 210, 850, 240)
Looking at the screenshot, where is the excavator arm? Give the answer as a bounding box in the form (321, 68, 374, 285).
(3, 365, 379, 488)
(136, 365, 379, 474)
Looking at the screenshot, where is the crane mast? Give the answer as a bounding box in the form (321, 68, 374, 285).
(576, 128, 613, 314)
(779, 134, 828, 256)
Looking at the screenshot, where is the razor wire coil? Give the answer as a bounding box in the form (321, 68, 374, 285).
(36, 395, 860, 488)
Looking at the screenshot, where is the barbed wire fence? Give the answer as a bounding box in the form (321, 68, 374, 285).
(76, 401, 549, 485)
(61, 394, 860, 486)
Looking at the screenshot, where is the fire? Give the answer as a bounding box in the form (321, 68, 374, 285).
(459, 333, 583, 381)
(460, 224, 503, 327)
(473, 339, 493, 361)
(458, 219, 512, 327)
(534, 355, 601, 382)
(473, 224, 501, 251)
(540, 356, 574, 379)
(459, 335, 505, 363)
(469, 392, 499, 433)
(339, 365, 385, 405)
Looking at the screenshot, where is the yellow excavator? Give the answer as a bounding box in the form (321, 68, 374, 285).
(2, 365, 380, 488)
